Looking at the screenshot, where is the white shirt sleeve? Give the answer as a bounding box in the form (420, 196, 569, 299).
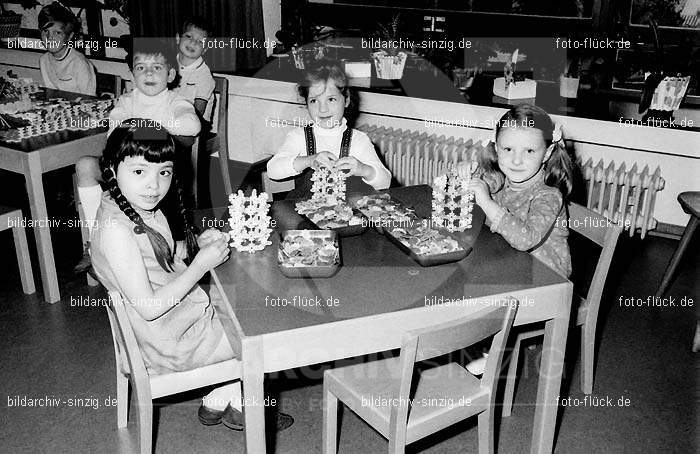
(39, 54, 57, 90)
(168, 98, 201, 136)
(350, 131, 392, 189)
(72, 54, 96, 96)
(266, 129, 306, 180)
(107, 94, 133, 136)
(195, 73, 215, 102)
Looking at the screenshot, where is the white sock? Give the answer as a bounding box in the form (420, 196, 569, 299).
(202, 380, 242, 411)
(77, 185, 102, 234)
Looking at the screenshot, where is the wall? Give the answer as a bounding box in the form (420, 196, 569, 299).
(220, 75, 699, 227)
(261, 0, 282, 57)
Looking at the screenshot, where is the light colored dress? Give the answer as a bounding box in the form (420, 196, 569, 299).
(91, 193, 233, 374)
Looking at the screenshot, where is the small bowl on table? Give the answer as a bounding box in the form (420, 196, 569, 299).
(277, 229, 341, 278)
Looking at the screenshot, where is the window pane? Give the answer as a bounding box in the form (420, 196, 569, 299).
(313, 0, 593, 18)
(630, 0, 699, 28)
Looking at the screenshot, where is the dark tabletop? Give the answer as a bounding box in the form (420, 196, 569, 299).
(213, 185, 565, 336)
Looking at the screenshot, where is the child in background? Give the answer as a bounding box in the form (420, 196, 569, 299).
(38, 2, 96, 96)
(90, 119, 293, 430)
(459, 104, 574, 375)
(174, 17, 216, 121)
(75, 37, 200, 236)
(266, 63, 391, 199)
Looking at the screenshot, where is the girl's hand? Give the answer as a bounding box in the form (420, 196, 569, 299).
(335, 156, 373, 179)
(197, 228, 225, 248)
(464, 178, 492, 206)
(192, 237, 230, 272)
(313, 151, 337, 169)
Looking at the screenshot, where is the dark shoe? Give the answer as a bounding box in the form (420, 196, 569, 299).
(222, 406, 294, 432)
(198, 403, 226, 426)
(222, 404, 244, 431)
(73, 244, 92, 274)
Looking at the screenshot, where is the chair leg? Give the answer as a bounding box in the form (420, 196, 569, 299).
(581, 325, 596, 395)
(322, 382, 338, 454)
(72, 174, 99, 287)
(134, 388, 153, 454)
(656, 216, 698, 297)
(502, 336, 523, 417)
(116, 372, 129, 428)
(478, 409, 494, 454)
(12, 223, 35, 294)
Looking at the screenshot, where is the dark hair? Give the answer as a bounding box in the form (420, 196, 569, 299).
(99, 119, 198, 272)
(181, 16, 213, 38)
(38, 2, 80, 36)
(125, 37, 178, 71)
(297, 62, 359, 126)
(478, 104, 575, 198)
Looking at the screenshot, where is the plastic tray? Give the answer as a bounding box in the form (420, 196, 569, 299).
(383, 227, 471, 267)
(277, 230, 341, 278)
(300, 207, 368, 237)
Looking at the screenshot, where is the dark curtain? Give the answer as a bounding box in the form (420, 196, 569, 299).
(127, 0, 267, 72)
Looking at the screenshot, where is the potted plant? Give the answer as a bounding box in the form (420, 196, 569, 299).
(560, 55, 581, 98)
(372, 13, 407, 79)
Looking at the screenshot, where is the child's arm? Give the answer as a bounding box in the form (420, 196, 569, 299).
(168, 98, 201, 136)
(100, 222, 229, 321)
(107, 95, 132, 136)
(267, 130, 308, 180)
(335, 133, 391, 189)
(39, 54, 57, 90)
(468, 179, 563, 251)
(72, 56, 97, 96)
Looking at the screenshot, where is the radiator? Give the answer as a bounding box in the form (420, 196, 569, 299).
(356, 124, 486, 186)
(357, 124, 665, 239)
(582, 158, 664, 239)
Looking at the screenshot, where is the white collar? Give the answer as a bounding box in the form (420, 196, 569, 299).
(133, 87, 170, 105)
(312, 117, 348, 137)
(177, 55, 204, 70)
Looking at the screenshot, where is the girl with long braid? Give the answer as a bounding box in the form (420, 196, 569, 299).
(90, 119, 293, 430)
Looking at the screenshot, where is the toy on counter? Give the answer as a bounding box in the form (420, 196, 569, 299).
(431, 163, 476, 232)
(227, 189, 273, 253)
(492, 49, 537, 100)
(0, 97, 115, 142)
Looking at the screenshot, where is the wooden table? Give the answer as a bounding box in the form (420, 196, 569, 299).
(0, 89, 108, 303)
(211, 185, 573, 453)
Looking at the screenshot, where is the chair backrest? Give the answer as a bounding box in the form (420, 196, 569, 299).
(568, 203, 623, 325)
(389, 300, 518, 438)
(213, 76, 232, 197)
(106, 291, 152, 394)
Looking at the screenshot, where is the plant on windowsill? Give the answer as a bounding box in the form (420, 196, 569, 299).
(372, 13, 407, 79)
(560, 56, 581, 98)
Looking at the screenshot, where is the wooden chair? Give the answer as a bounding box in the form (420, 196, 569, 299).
(655, 192, 700, 352)
(105, 291, 241, 454)
(0, 206, 35, 294)
(190, 76, 230, 207)
(323, 300, 518, 454)
(502, 203, 622, 416)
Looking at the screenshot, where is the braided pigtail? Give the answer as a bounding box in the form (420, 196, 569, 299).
(173, 174, 199, 264)
(102, 166, 176, 272)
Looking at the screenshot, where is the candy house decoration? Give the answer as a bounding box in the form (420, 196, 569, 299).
(431, 168, 475, 232)
(310, 162, 347, 202)
(227, 189, 273, 253)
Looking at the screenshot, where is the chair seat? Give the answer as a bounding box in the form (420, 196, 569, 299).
(150, 358, 241, 399)
(678, 192, 700, 218)
(325, 357, 488, 444)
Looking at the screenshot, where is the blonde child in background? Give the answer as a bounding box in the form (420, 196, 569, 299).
(174, 17, 216, 121)
(458, 104, 574, 375)
(38, 2, 96, 96)
(267, 63, 391, 199)
(90, 119, 293, 430)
